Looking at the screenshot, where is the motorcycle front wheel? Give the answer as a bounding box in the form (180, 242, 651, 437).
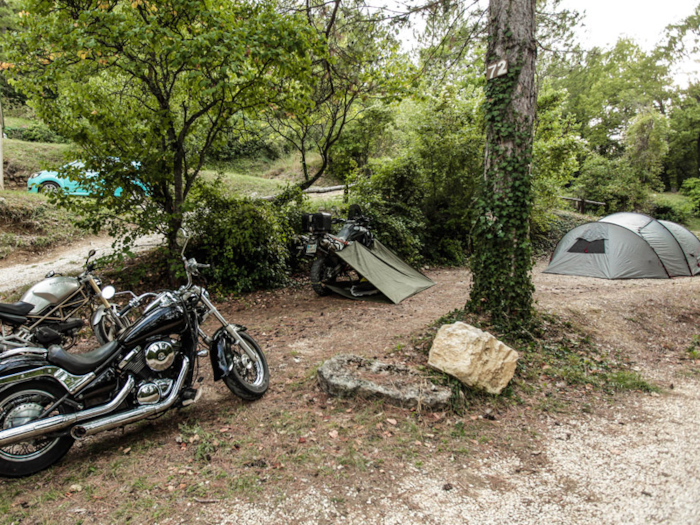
(92, 305, 127, 346)
(310, 257, 334, 296)
(223, 332, 269, 401)
(0, 381, 75, 478)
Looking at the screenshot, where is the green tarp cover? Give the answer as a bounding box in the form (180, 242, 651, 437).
(327, 240, 435, 304)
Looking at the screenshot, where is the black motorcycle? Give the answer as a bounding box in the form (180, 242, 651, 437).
(298, 205, 375, 297)
(0, 233, 269, 477)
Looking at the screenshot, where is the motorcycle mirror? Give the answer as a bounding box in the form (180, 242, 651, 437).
(88, 249, 97, 258)
(45, 270, 55, 279)
(176, 228, 190, 255)
(101, 285, 116, 300)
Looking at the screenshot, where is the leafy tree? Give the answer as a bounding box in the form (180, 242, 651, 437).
(265, 0, 411, 191)
(4, 0, 317, 259)
(666, 83, 700, 189)
(549, 39, 674, 154)
(468, 0, 537, 329)
(623, 107, 669, 191)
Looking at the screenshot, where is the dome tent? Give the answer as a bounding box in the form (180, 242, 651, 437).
(544, 212, 700, 279)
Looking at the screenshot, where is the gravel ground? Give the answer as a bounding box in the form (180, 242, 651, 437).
(192, 377, 699, 525)
(0, 234, 162, 293)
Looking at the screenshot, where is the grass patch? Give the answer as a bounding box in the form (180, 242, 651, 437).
(0, 190, 83, 261)
(3, 139, 70, 179)
(201, 169, 286, 197)
(417, 309, 658, 413)
(5, 116, 35, 128)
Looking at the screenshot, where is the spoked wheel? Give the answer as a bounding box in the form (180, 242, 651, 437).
(0, 381, 75, 478)
(222, 332, 269, 401)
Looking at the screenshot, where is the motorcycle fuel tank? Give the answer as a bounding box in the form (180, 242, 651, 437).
(21, 277, 81, 315)
(119, 304, 188, 347)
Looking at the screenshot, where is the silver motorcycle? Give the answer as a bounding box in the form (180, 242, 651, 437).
(0, 250, 127, 351)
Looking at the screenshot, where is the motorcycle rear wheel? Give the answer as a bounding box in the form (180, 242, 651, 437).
(0, 381, 75, 478)
(222, 332, 269, 401)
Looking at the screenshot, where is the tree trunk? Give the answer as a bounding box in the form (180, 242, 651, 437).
(467, 0, 537, 329)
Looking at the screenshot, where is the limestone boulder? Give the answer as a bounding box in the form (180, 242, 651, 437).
(317, 354, 452, 410)
(428, 322, 518, 394)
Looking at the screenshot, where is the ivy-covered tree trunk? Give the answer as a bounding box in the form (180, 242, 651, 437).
(468, 0, 537, 329)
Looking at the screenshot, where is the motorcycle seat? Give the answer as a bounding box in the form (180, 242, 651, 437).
(48, 340, 121, 375)
(0, 301, 34, 316)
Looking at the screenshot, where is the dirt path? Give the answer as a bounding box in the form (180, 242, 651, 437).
(1, 264, 698, 524)
(0, 233, 162, 294)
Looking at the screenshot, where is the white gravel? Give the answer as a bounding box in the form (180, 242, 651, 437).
(0, 234, 162, 293)
(195, 377, 699, 524)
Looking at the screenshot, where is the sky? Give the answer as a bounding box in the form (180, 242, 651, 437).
(560, 0, 699, 85)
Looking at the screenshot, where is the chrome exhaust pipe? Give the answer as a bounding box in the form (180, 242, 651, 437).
(72, 357, 190, 439)
(0, 375, 135, 448)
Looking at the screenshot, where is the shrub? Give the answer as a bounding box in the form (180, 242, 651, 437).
(647, 196, 693, 224)
(681, 177, 700, 213)
(4, 123, 67, 144)
(349, 157, 426, 265)
(186, 184, 294, 294)
(571, 153, 650, 214)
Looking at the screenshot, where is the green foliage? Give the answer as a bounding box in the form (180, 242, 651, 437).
(328, 105, 395, 181)
(265, 0, 412, 189)
(667, 83, 700, 190)
(349, 157, 426, 265)
(348, 83, 484, 267)
(532, 83, 585, 229)
(623, 107, 670, 191)
(531, 210, 593, 257)
(648, 194, 693, 224)
(549, 39, 673, 155)
(186, 184, 294, 294)
(4, 122, 66, 143)
(572, 153, 650, 214)
(681, 177, 700, 213)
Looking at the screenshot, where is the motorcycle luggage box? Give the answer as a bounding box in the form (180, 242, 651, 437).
(302, 212, 332, 233)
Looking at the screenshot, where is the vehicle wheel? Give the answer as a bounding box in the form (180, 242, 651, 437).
(222, 332, 269, 401)
(0, 381, 75, 478)
(92, 305, 122, 346)
(39, 182, 60, 193)
(310, 257, 334, 296)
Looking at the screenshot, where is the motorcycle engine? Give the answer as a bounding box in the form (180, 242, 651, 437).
(118, 338, 181, 406)
(144, 340, 176, 371)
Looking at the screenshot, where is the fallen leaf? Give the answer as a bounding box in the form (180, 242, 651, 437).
(386, 418, 397, 426)
(299, 437, 307, 444)
(123, 447, 131, 455)
(329, 430, 339, 439)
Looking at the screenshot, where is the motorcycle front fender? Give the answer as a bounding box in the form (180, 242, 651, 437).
(209, 328, 230, 382)
(91, 304, 113, 327)
(209, 326, 249, 381)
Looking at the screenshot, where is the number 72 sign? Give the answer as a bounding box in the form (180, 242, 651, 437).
(486, 59, 508, 80)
